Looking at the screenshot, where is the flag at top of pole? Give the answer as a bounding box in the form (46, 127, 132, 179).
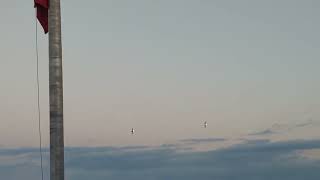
(34, 0, 49, 33)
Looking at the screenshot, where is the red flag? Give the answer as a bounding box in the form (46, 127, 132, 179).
(34, 0, 49, 33)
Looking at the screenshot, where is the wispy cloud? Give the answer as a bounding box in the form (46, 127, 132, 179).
(248, 129, 275, 136)
(248, 119, 320, 137)
(179, 138, 226, 144)
(247, 123, 287, 136)
(295, 118, 317, 128)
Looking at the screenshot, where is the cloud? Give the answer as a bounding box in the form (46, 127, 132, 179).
(295, 118, 318, 128)
(248, 123, 289, 136)
(1, 140, 320, 180)
(179, 138, 226, 144)
(248, 119, 320, 137)
(248, 129, 275, 136)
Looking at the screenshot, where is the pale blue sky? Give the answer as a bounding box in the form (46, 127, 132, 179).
(1, 1, 320, 180)
(0, 0, 320, 147)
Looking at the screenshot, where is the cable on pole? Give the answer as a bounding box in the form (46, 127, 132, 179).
(35, 9, 45, 180)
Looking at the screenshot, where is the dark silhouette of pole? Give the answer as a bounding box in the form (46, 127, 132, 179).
(49, 0, 64, 180)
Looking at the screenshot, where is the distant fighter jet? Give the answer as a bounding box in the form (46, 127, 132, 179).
(131, 128, 135, 134)
(204, 121, 207, 128)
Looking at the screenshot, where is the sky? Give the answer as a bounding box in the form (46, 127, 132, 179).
(0, 0, 320, 179)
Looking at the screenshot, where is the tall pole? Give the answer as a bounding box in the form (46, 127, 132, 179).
(48, 0, 64, 180)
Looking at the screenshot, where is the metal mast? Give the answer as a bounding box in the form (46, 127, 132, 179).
(48, 0, 64, 179)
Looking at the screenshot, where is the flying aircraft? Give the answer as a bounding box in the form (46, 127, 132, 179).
(204, 121, 207, 128)
(131, 128, 135, 134)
